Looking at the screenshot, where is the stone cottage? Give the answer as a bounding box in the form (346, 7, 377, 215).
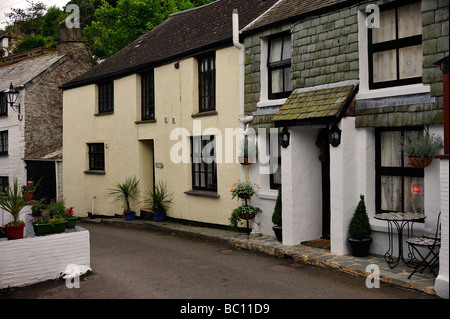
(240, 0, 448, 298)
(0, 26, 95, 202)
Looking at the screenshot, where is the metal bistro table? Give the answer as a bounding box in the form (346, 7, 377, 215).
(374, 212, 425, 268)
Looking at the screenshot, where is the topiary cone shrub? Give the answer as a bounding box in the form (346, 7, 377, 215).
(349, 195, 371, 239)
(272, 187, 282, 242)
(348, 195, 372, 257)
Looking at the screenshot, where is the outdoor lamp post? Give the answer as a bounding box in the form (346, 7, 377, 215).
(328, 123, 341, 147)
(5, 83, 22, 120)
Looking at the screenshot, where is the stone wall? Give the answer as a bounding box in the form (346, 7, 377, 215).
(24, 42, 95, 159)
(243, 0, 448, 128)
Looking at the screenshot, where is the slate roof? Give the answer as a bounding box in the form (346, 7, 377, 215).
(272, 80, 359, 126)
(242, 0, 353, 34)
(0, 52, 64, 92)
(62, 0, 279, 90)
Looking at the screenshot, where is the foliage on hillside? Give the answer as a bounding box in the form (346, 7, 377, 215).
(2, 0, 214, 59)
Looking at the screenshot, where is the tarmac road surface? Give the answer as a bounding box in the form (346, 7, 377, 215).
(2, 222, 440, 305)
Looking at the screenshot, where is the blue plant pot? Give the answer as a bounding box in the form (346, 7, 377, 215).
(153, 212, 166, 222)
(125, 211, 136, 220)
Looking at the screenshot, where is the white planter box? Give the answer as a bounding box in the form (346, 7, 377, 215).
(0, 225, 90, 289)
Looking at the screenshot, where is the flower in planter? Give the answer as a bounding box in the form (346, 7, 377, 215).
(21, 181, 35, 192)
(229, 205, 262, 231)
(230, 180, 260, 200)
(400, 130, 443, 158)
(47, 196, 67, 217)
(5, 220, 25, 227)
(65, 207, 75, 217)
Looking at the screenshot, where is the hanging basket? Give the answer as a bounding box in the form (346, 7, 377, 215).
(239, 212, 256, 220)
(408, 156, 433, 168)
(238, 193, 250, 199)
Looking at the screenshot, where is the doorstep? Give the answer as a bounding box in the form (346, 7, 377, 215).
(80, 217, 438, 296)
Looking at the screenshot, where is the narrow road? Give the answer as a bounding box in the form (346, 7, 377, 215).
(3, 222, 439, 303)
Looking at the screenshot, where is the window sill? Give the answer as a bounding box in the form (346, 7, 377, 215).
(355, 84, 430, 101)
(191, 111, 218, 118)
(256, 98, 287, 108)
(184, 189, 219, 198)
(94, 111, 114, 116)
(135, 119, 157, 124)
(84, 170, 105, 175)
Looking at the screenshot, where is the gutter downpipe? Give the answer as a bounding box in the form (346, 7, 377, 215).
(232, 9, 250, 181)
(232, 9, 246, 132)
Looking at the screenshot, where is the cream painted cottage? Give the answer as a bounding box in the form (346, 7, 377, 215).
(61, 0, 278, 226)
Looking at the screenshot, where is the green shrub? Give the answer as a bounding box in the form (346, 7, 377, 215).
(272, 187, 282, 226)
(348, 195, 371, 240)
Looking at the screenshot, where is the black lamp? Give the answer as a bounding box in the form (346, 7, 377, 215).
(279, 127, 290, 148)
(5, 83, 21, 119)
(328, 123, 341, 147)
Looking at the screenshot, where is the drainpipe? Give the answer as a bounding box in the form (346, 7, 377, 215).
(233, 9, 252, 132)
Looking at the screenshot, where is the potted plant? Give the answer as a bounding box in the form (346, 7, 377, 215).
(272, 187, 282, 242)
(46, 196, 67, 217)
(348, 195, 372, 257)
(230, 180, 259, 200)
(31, 215, 67, 236)
(64, 206, 78, 228)
(107, 176, 140, 220)
(31, 201, 45, 216)
(0, 178, 29, 240)
(238, 138, 258, 165)
(21, 180, 36, 201)
(400, 130, 443, 168)
(229, 179, 261, 232)
(144, 181, 173, 222)
(229, 205, 262, 231)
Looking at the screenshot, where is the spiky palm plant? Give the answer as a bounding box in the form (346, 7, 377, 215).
(0, 178, 29, 225)
(144, 180, 173, 214)
(107, 176, 140, 215)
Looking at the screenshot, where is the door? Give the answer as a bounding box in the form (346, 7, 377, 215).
(316, 129, 331, 239)
(26, 161, 57, 203)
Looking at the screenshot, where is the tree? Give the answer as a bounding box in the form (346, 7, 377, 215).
(5, 0, 48, 35)
(83, 0, 214, 60)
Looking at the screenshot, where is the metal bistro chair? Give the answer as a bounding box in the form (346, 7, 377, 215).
(407, 212, 441, 279)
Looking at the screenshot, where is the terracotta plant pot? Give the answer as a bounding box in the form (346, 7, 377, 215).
(6, 224, 25, 240)
(22, 190, 34, 201)
(408, 156, 432, 168)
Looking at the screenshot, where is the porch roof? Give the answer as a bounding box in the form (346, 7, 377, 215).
(272, 80, 358, 127)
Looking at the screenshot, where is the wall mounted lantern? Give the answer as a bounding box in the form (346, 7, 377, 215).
(328, 123, 341, 147)
(5, 83, 22, 120)
(279, 127, 290, 148)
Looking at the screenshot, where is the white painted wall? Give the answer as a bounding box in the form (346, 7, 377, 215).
(0, 91, 27, 187)
(435, 158, 449, 299)
(281, 126, 322, 246)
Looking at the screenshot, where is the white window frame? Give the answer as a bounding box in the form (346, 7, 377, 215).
(356, 8, 430, 101)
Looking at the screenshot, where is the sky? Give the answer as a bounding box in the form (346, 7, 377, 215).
(0, 0, 70, 27)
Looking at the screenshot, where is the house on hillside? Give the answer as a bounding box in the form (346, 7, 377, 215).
(240, 0, 448, 297)
(61, 0, 278, 226)
(0, 25, 95, 202)
(0, 27, 25, 58)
